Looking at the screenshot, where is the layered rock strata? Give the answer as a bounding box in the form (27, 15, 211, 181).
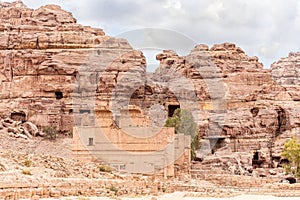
(1, 1, 300, 177)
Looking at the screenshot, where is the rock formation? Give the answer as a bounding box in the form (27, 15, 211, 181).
(0, 117, 41, 139)
(0, 1, 142, 133)
(154, 43, 300, 177)
(1, 1, 300, 178)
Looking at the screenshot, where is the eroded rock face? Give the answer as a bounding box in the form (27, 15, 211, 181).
(0, 1, 144, 133)
(1, 1, 300, 177)
(154, 43, 300, 174)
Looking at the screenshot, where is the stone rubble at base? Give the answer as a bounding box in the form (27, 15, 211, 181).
(1, 2, 300, 198)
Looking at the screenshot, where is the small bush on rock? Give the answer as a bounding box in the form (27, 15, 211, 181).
(22, 169, 32, 175)
(98, 164, 112, 173)
(23, 159, 32, 167)
(110, 185, 118, 194)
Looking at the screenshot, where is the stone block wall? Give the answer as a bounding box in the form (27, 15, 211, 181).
(72, 126, 191, 177)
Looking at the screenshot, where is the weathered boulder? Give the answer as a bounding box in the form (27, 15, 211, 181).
(0, 116, 42, 139)
(22, 121, 39, 137)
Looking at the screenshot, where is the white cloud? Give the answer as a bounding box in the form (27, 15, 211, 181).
(4, 0, 300, 68)
(258, 43, 281, 59)
(164, 0, 182, 10)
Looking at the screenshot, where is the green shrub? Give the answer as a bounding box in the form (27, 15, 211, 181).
(165, 108, 197, 136)
(165, 108, 200, 160)
(191, 134, 201, 160)
(98, 164, 112, 173)
(110, 185, 118, 194)
(43, 126, 58, 140)
(282, 136, 300, 177)
(23, 159, 32, 167)
(22, 169, 32, 175)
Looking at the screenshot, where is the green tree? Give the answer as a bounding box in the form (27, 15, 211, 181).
(165, 108, 197, 137)
(282, 136, 300, 177)
(165, 108, 200, 160)
(191, 134, 201, 160)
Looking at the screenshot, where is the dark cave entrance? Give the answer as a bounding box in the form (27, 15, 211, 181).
(11, 112, 26, 123)
(278, 158, 290, 167)
(205, 136, 227, 154)
(253, 151, 259, 160)
(211, 138, 226, 154)
(168, 104, 180, 117)
(252, 150, 265, 168)
(250, 107, 259, 117)
(55, 91, 63, 100)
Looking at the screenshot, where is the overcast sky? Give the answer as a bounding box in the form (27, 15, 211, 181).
(5, 0, 300, 71)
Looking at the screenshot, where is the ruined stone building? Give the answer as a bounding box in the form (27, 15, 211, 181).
(1, 1, 300, 177)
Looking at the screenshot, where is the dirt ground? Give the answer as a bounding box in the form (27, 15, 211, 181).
(0, 131, 72, 159)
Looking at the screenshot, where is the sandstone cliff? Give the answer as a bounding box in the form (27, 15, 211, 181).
(154, 43, 300, 175)
(0, 1, 144, 133)
(1, 1, 300, 178)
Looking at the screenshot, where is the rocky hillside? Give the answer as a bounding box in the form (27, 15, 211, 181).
(1, 0, 300, 179)
(147, 42, 298, 175)
(0, 0, 144, 133)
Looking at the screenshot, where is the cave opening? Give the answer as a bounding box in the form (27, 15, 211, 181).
(211, 138, 226, 154)
(250, 107, 259, 117)
(278, 158, 289, 167)
(253, 151, 259, 160)
(252, 150, 264, 168)
(168, 105, 180, 117)
(11, 112, 26, 123)
(55, 91, 63, 100)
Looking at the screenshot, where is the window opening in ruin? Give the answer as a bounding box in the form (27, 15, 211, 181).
(11, 112, 26, 123)
(168, 105, 180, 117)
(55, 91, 63, 100)
(69, 109, 73, 114)
(80, 109, 91, 114)
(88, 138, 94, 146)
